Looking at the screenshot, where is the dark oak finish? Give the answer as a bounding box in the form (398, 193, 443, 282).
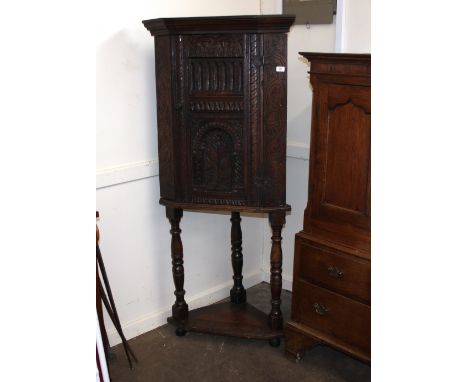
(160, 198, 290, 213)
(268, 210, 286, 330)
(285, 53, 371, 363)
(143, 16, 294, 343)
(230, 212, 246, 304)
(143, 15, 295, 210)
(166, 207, 188, 324)
(168, 302, 283, 340)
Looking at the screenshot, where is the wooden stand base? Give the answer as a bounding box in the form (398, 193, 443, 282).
(168, 302, 283, 341)
(164, 204, 287, 345)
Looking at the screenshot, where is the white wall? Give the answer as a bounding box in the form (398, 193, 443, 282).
(336, 0, 371, 53)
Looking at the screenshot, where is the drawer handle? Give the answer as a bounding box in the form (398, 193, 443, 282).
(313, 303, 328, 316)
(327, 266, 344, 279)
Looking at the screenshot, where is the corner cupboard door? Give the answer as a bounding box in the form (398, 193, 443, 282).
(182, 33, 249, 206)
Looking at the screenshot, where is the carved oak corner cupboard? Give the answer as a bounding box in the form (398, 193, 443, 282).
(284, 53, 371, 363)
(143, 15, 295, 346)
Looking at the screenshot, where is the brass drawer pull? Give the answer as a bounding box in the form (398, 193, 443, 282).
(327, 266, 344, 279)
(313, 303, 328, 316)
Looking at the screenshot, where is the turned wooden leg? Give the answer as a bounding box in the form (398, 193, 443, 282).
(166, 207, 188, 331)
(230, 212, 246, 304)
(268, 210, 286, 330)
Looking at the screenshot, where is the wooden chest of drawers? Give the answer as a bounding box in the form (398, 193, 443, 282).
(295, 237, 370, 304)
(288, 232, 371, 361)
(285, 53, 371, 363)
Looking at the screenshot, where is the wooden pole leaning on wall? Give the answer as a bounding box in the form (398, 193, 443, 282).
(96, 211, 138, 370)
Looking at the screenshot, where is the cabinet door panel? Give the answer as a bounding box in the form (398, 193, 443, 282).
(189, 115, 246, 205)
(311, 82, 371, 229)
(182, 34, 250, 206)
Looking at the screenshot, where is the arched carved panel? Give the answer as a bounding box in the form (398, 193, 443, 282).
(191, 119, 243, 192)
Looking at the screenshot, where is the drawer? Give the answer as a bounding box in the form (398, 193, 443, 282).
(296, 239, 370, 303)
(293, 279, 370, 354)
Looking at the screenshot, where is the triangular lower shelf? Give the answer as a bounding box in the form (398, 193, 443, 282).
(167, 301, 283, 340)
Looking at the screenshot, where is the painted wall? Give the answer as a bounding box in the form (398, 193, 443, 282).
(336, 0, 371, 53)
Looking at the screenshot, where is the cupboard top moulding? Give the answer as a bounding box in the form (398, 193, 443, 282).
(143, 16, 295, 213)
(142, 15, 296, 36)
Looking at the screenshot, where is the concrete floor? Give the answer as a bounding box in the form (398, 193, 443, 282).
(108, 283, 371, 382)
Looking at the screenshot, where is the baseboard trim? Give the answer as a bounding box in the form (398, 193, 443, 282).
(107, 271, 263, 346)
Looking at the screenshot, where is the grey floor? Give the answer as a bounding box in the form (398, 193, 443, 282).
(108, 283, 371, 382)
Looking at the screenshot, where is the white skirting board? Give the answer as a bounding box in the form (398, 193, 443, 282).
(106, 271, 263, 346)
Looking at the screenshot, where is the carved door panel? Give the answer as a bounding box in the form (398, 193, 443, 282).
(310, 82, 371, 230)
(180, 33, 249, 206)
(174, 32, 288, 207)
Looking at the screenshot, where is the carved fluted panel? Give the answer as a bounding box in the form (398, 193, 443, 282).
(189, 59, 244, 94)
